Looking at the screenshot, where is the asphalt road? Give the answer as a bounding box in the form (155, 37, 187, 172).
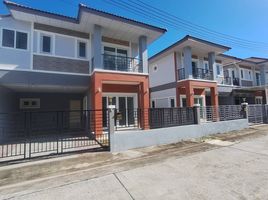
(1, 125, 268, 200)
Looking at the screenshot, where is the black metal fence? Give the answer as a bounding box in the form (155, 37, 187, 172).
(149, 107, 195, 129)
(0, 110, 110, 163)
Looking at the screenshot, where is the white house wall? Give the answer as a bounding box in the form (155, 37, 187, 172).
(151, 88, 176, 108)
(0, 16, 32, 70)
(149, 53, 175, 87)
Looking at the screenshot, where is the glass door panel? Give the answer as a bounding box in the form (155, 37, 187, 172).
(118, 97, 127, 126)
(102, 97, 107, 128)
(104, 46, 116, 70)
(117, 49, 128, 71)
(127, 97, 135, 125)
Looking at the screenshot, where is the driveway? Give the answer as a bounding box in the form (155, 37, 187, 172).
(1, 125, 268, 200)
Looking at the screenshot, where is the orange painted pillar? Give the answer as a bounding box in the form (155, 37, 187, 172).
(176, 87, 180, 107)
(210, 86, 219, 121)
(91, 74, 103, 135)
(140, 79, 150, 130)
(185, 82, 194, 107)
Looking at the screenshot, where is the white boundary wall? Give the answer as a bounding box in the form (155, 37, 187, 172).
(110, 119, 248, 152)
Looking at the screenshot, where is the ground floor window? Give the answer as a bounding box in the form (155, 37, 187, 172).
(20, 98, 40, 109)
(255, 96, 263, 104)
(180, 95, 205, 107)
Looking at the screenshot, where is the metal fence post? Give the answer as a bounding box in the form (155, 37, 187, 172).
(193, 104, 201, 125)
(108, 105, 115, 152)
(241, 103, 248, 120)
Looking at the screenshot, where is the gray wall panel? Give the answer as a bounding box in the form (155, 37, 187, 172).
(33, 55, 90, 74)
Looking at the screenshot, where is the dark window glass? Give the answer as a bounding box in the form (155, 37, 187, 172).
(217, 65, 221, 75)
(170, 99, 175, 108)
(42, 36, 51, 53)
(2, 29, 15, 48)
(241, 70, 244, 79)
(79, 42, 86, 57)
(152, 101, 155, 108)
(16, 31, 28, 49)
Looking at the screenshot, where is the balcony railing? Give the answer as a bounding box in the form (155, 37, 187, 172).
(102, 54, 142, 73)
(233, 78, 240, 86)
(178, 68, 213, 80)
(192, 68, 213, 80)
(223, 77, 232, 85)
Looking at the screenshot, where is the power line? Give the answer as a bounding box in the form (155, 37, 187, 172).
(103, 0, 268, 51)
(133, 0, 268, 47)
(102, 0, 268, 52)
(57, 0, 268, 53)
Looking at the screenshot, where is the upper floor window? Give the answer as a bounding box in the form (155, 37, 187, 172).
(41, 34, 52, 53)
(2, 29, 28, 50)
(204, 62, 209, 70)
(241, 69, 244, 79)
(216, 65, 221, 75)
(78, 41, 86, 58)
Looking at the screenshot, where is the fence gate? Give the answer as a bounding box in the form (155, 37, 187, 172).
(0, 110, 110, 163)
(248, 105, 268, 125)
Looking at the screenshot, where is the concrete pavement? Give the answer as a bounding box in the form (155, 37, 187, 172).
(1, 125, 268, 200)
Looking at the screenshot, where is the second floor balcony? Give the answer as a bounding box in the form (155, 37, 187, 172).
(103, 54, 142, 73)
(91, 54, 143, 73)
(222, 77, 240, 86)
(178, 68, 213, 81)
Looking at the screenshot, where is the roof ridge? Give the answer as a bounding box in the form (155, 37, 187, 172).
(4, 0, 166, 32)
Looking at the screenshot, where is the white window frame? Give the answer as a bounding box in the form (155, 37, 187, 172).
(35, 30, 89, 61)
(152, 64, 158, 72)
(255, 96, 263, 104)
(180, 95, 206, 107)
(0, 27, 29, 51)
(76, 39, 88, 59)
(39, 32, 54, 55)
(20, 98, 40, 109)
(102, 42, 130, 57)
(240, 68, 252, 81)
(169, 97, 176, 108)
(216, 64, 223, 77)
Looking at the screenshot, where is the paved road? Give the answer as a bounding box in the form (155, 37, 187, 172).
(2, 126, 268, 200)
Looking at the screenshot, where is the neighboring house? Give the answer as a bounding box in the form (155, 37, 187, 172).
(149, 35, 268, 108)
(217, 55, 268, 105)
(149, 35, 230, 108)
(0, 1, 166, 132)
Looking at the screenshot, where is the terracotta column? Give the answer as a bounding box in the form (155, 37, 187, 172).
(140, 80, 150, 129)
(91, 74, 103, 135)
(176, 87, 180, 107)
(210, 86, 219, 121)
(185, 82, 194, 107)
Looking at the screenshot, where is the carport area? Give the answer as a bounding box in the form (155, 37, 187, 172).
(0, 70, 109, 161)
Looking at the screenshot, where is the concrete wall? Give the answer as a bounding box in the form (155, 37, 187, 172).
(0, 16, 32, 70)
(110, 119, 248, 152)
(149, 53, 175, 87)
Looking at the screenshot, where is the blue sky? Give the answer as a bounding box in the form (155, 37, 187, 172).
(1, 0, 268, 58)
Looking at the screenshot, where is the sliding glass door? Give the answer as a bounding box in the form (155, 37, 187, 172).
(102, 94, 137, 128)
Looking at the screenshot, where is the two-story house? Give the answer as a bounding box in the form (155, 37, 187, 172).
(217, 55, 268, 105)
(149, 35, 230, 108)
(149, 35, 268, 108)
(0, 1, 166, 133)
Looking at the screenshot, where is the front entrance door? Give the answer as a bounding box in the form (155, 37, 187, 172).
(102, 94, 137, 128)
(69, 100, 81, 129)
